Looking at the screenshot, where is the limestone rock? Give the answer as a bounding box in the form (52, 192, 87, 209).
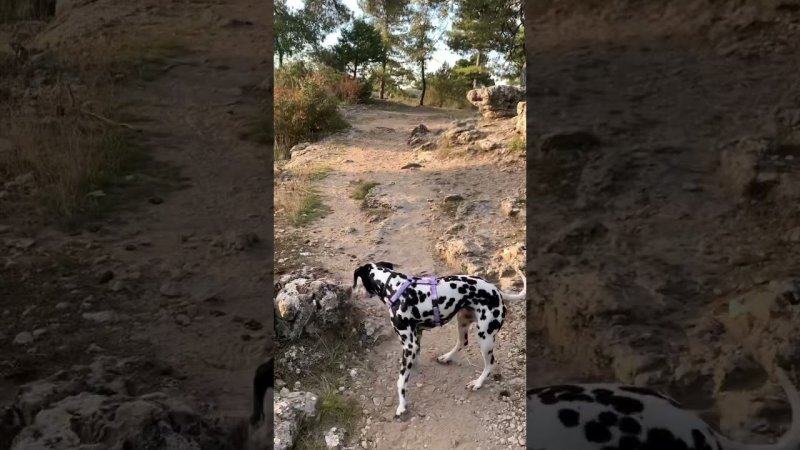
(466, 85, 525, 119)
(274, 268, 353, 340)
(274, 391, 320, 450)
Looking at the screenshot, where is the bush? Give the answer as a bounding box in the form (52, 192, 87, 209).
(358, 78, 373, 103)
(274, 75, 348, 159)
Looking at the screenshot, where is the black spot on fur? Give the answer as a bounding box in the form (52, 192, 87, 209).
(584, 421, 612, 443)
(557, 409, 580, 427)
(618, 416, 642, 435)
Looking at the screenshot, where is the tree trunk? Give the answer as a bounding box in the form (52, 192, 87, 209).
(380, 56, 387, 99)
(380, 16, 389, 99)
(419, 60, 426, 107)
(353, 61, 358, 79)
(278, 51, 283, 67)
(473, 50, 481, 89)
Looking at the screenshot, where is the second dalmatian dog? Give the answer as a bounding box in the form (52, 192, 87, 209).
(527, 367, 800, 450)
(353, 261, 526, 417)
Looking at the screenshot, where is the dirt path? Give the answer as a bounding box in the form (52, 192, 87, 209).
(100, 0, 274, 420)
(280, 102, 527, 449)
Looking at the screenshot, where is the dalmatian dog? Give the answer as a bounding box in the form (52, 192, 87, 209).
(527, 367, 800, 450)
(352, 261, 527, 417)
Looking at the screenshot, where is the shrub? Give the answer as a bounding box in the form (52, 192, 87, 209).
(358, 78, 373, 103)
(274, 75, 348, 159)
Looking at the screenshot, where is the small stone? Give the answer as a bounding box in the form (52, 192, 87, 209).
(55, 302, 70, 310)
(82, 310, 119, 323)
(5, 238, 35, 250)
(32, 328, 47, 338)
(444, 194, 464, 203)
(148, 196, 164, 205)
(175, 314, 191, 326)
(160, 282, 181, 298)
(13, 331, 33, 345)
(88, 343, 103, 352)
(98, 270, 114, 284)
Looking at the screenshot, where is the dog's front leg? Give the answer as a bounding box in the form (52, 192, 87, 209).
(395, 327, 419, 417)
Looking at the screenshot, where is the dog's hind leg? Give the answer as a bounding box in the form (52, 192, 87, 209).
(437, 310, 473, 364)
(395, 328, 420, 417)
(467, 325, 497, 391)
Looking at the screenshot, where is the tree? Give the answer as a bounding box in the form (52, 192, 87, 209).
(403, 0, 447, 106)
(359, 0, 411, 99)
(274, 0, 351, 66)
(446, 0, 524, 86)
(332, 18, 385, 79)
(453, 58, 494, 88)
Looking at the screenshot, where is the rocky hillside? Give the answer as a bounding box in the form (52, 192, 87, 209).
(524, 0, 800, 438)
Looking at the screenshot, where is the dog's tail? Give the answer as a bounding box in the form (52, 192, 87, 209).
(715, 367, 800, 450)
(499, 266, 527, 302)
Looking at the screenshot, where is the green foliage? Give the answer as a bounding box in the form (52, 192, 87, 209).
(425, 59, 493, 109)
(446, 0, 524, 83)
(359, 0, 413, 98)
(274, 67, 349, 156)
(332, 18, 385, 79)
(274, 0, 351, 65)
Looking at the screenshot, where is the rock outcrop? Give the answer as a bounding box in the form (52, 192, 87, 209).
(274, 267, 353, 340)
(467, 85, 525, 119)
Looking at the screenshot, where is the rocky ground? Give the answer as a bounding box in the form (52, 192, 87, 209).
(273, 91, 527, 449)
(1, 0, 273, 448)
(525, 0, 800, 441)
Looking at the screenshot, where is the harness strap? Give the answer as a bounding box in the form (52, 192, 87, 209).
(388, 276, 442, 327)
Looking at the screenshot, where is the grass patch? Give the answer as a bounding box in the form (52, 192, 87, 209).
(274, 165, 334, 226)
(509, 135, 526, 153)
(293, 388, 360, 450)
(350, 180, 379, 208)
(274, 323, 364, 450)
(0, 85, 181, 228)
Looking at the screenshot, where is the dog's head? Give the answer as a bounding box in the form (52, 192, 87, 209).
(353, 261, 395, 297)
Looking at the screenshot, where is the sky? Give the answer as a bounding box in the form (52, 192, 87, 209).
(284, 0, 462, 73)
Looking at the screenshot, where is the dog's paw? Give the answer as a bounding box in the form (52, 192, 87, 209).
(436, 355, 452, 364)
(394, 406, 408, 419)
(466, 379, 483, 391)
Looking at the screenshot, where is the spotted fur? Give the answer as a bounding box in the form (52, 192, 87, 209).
(527, 368, 800, 450)
(353, 261, 527, 417)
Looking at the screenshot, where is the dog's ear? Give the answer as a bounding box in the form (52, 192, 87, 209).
(375, 261, 395, 270)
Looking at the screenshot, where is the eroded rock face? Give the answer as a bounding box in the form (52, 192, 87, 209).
(467, 85, 525, 119)
(274, 267, 353, 340)
(273, 390, 320, 450)
(1, 356, 230, 450)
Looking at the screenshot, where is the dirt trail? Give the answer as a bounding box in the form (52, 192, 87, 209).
(103, 0, 274, 418)
(1, 0, 273, 429)
(280, 102, 526, 449)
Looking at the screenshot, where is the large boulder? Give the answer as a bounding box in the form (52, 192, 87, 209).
(274, 267, 353, 340)
(467, 85, 525, 119)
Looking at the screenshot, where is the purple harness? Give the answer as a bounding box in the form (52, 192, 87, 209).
(388, 276, 442, 327)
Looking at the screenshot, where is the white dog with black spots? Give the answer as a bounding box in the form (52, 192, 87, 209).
(353, 261, 526, 417)
(527, 367, 800, 450)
